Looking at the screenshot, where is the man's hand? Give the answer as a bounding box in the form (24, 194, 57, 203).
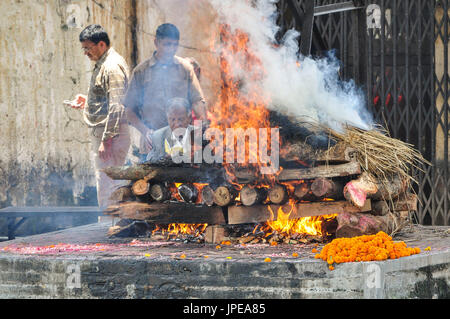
(65, 94, 87, 109)
(98, 138, 113, 162)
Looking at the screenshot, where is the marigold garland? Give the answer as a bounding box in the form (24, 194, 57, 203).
(315, 231, 421, 268)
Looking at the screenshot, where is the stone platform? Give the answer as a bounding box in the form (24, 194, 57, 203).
(0, 222, 448, 299)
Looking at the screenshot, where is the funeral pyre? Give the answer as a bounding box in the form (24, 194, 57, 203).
(103, 23, 428, 245)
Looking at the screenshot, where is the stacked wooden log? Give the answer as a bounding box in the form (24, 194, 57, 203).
(103, 141, 417, 242)
(337, 174, 417, 238)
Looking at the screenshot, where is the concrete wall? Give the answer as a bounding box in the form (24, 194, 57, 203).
(0, 0, 135, 234)
(0, 250, 448, 298)
(0, 0, 221, 235)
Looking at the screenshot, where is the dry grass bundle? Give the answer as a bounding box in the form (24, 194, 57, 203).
(327, 125, 431, 184)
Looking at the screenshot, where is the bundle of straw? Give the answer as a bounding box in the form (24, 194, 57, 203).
(327, 125, 431, 186)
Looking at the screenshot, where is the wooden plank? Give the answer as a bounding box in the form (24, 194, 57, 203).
(227, 199, 372, 225)
(106, 201, 227, 225)
(278, 162, 361, 181)
(204, 225, 230, 244)
(102, 165, 225, 183)
(235, 161, 361, 183)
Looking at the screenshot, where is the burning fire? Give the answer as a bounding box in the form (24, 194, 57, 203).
(255, 199, 337, 238)
(152, 223, 208, 240)
(155, 182, 210, 239)
(208, 24, 278, 182)
(209, 24, 270, 131)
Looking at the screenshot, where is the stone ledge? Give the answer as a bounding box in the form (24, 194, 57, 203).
(0, 222, 448, 299)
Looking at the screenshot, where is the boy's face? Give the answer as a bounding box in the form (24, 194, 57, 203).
(155, 37, 179, 62)
(167, 106, 191, 131)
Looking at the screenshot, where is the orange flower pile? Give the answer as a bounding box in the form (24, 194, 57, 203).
(315, 231, 421, 267)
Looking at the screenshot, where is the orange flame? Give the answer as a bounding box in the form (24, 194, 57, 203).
(153, 223, 208, 239)
(208, 24, 279, 183)
(257, 199, 337, 237)
(158, 183, 209, 238)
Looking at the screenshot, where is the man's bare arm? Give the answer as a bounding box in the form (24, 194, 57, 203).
(192, 100, 207, 121)
(125, 107, 153, 151)
(126, 108, 148, 134)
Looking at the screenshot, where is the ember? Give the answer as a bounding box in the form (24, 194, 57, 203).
(152, 223, 208, 242)
(1, 239, 162, 255)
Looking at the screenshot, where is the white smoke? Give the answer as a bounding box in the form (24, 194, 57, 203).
(210, 0, 374, 132)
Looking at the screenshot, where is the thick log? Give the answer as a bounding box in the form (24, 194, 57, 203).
(371, 201, 390, 216)
(227, 199, 372, 225)
(132, 178, 153, 202)
(132, 179, 150, 196)
(293, 181, 316, 201)
(201, 185, 215, 206)
(234, 161, 361, 183)
(310, 178, 344, 200)
(150, 184, 171, 202)
(177, 183, 199, 203)
(104, 162, 359, 185)
(336, 212, 389, 237)
(343, 172, 378, 207)
(268, 184, 289, 205)
(240, 186, 268, 206)
(279, 161, 360, 180)
(371, 193, 418, 216)
(109, 186, 134, 202)
(336, 211, 409, 238)
(102, 165, 225, 183)
(392, 193, 418, 212)
(214, 185, 238, 207)
(344, 173, 408, 208)
(371, 175, 409, 201)
(282, 140, 357, 164)
(103, 201, 227, 224)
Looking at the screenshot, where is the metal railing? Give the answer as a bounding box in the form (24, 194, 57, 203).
(277, 0, 449, 225)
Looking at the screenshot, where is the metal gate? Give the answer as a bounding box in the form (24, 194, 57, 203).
(277, 0, 449, 225)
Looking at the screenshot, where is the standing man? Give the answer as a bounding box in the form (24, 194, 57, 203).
(68, 24, 130, 208)
(123, 23, 208, 153)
